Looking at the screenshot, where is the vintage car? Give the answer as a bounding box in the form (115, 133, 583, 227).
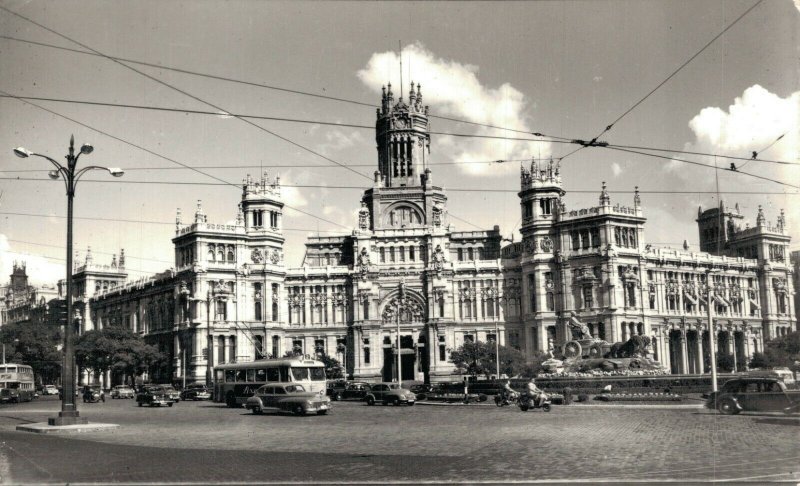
(706, 377, 800, 415)
(160, 385, 181, 402)
(180, 383, 212, 401)
(136, 385, 175, 407)
(81, 385, 105, 403)
(245, 383, 330, 416)
(338, 382, 372, 401)
(326, 380, 349, 401)
(364, 383, 416, 406)
(110, 385, 135, 399)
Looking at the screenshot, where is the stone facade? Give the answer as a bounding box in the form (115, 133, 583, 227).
(1, 262, 62, 328)
(78, 83, 796, 386)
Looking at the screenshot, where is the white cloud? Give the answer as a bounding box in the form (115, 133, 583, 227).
(281, 185, 308, 208)
(611, 162, 622, 177)
(593, 76, 603, 83)
(680, 84, 800, 238)
(357, 43, 548, 176)
(0, 234, 65, 286)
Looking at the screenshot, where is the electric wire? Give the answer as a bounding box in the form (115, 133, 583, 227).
(3, 177, 796, 195)
(737, 131, 790, 170)
(591, 0, 764, 141)
(0, 90, 350, 230)
(0, 34, 568, 139)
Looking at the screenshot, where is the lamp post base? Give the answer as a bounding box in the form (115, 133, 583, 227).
(48, 412, 88, 426)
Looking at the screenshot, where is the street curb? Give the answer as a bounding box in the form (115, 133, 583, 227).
(414, 401, 704, 409)
(15, 422, 120, 434)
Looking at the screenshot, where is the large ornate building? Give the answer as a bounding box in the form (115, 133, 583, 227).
(77, 83, 796, 386)
(1, 262, 62, 328)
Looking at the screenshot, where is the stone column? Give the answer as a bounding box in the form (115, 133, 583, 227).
(174, 334, 181, 379)
(524, 325, 534, 356)
(680, 330, 689, 374)
(325, 288, 333, 326)
(694, 330, 703, 374)
(303, 288, 311, 325)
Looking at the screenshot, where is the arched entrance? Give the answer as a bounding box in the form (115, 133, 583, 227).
(380, 284, 426, 382)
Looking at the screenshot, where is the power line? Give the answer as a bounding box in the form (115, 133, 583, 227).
(0, 211, 346, 233)
(737, 132, 790, 170)
(6, 93, 796, 168)
(592, 0, 764, 141)
(0, 34, 565, 138)
(2, 249, 158, 275)
(3, 177, 796, 196)
(0, 91, 350, 230)
(6, 238, 174, 265)
(0, 6, 371, 184)
(604, 146, 800, 190)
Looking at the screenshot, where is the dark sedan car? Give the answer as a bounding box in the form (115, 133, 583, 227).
(136, 386, 175, 407)
(180, 383, 212, 401)
(707, 377, 800, 415)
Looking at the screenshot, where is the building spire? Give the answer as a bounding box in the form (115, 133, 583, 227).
(599, 181, 611, 206)
(399, 40, 403, 101)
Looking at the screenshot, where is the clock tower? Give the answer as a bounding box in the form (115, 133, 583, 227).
(375, 83, 430, 188)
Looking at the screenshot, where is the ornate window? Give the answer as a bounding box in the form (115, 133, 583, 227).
(385, 204, 423, 228)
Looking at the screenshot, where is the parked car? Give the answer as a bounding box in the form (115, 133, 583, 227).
(110, 385, 135, 399)
(706, 377, 800, 415)
(81, 385, 105, 403)
(364, 383, 416, 406)
(339, 382, 373, 401)
(180, 383, 211, 401)
(42, 385, 59, 396)
(136, 385, 175, 407)
(326, 380, 349, 401)
(245, 383, 330, 416)
(410, 384, 433, 400)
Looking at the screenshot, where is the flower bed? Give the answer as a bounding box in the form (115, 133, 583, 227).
(594, 392, 683, 402)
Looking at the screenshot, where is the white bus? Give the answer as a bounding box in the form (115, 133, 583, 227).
(214, 357, 327, 407)
(0, 363, 36, 403)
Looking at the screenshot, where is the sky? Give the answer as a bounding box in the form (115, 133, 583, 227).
(0, 0, 798, 285)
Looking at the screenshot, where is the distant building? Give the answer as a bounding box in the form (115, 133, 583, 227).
(1, 262, 62, 328)
(77, 82, 795, 387)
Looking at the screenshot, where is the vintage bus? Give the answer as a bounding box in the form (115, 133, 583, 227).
(213, 357, 327, 407)
(0, 363, 36, 403)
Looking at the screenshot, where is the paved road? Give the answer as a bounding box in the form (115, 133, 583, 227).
(0, 396, 797, 483)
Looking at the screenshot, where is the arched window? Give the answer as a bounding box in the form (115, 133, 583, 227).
(227, 246, 235, 263)
(254, 302, 262, 321)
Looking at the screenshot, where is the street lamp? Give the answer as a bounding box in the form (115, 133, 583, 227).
(14, 136, 123, 426)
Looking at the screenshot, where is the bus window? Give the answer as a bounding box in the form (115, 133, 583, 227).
(235, 370, 247, 382)
(310, 368, 326, 381)
(255, 369, 267, 382)
(225, 370, 236, 383)
(267, 368, 280, 382)
(216, 370, 224, 382)
(279, 366, 290, 382)
(291, 367, 310, 381)
(246, 369, 256, 382)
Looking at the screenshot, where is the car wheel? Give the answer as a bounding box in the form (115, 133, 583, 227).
(293, 405, 305, 416)
(317, 410, 328, 415)
(253, 406, 262, 415)
(519, 404, 529, 412)
(138, 401, 142, 407)
(542, 403, 552, 412)
(407, 402, 415, 407)
(225, 392, 237, 408)
(366, 397, 375, 406)
(334, 393, 342, 401)
(393, 397, 400, 406)
(718, 398, 739, 415)
(168, 402, 173, 407)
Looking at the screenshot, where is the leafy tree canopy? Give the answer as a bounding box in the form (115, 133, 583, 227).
(749, 331, 800, 370)
(75, 327, 166, 380)
(449, 340, 532, 378)
(0, 320, 61, 385)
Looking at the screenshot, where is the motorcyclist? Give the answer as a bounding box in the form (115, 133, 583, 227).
(502, 380, 516, 404)
(526, 378, 544, 408)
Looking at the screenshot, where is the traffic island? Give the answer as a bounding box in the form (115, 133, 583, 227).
(16, 422, 120, 434)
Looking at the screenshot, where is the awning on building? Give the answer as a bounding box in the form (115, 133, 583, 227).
(683, 292, 697, 305)
(713, 294, 730, 308)
(749, 298, 760, 310)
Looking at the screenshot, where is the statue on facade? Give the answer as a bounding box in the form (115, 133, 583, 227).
(358, 201, 370, 231)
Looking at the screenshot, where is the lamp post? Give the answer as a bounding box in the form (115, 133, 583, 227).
(705, 270, 718, 392)
(206, 289, 213, 387)
(14, 136, 123, 426)
(396, 301, 402, 384)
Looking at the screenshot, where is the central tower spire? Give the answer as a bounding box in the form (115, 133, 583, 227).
(375, 82, 429, 187)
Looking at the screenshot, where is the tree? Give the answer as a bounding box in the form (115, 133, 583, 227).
(0, 320, 62, 385)
(449, 340, 528, 378)
(75, 327, 166, 385)
(749, 331, 800, 370)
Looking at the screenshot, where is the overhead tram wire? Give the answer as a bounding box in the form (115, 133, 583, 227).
(4, 93, 794, 167)
(0, 8, 484, 232)
(0, 91, 349, 231)
(0, 34, 567, 139)
(737, 131, 790, 170)
(0, 5, 371, 184)
(588, 0, 764, 143)
(0, 211, 346, 233)
(2, 178, 795, 196)
(6, 238, 175, 266)
(604, 146, 800, 190)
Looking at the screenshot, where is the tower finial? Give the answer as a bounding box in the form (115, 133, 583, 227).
(600, 181, 611, 205)
(399, 40, 403, 102)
